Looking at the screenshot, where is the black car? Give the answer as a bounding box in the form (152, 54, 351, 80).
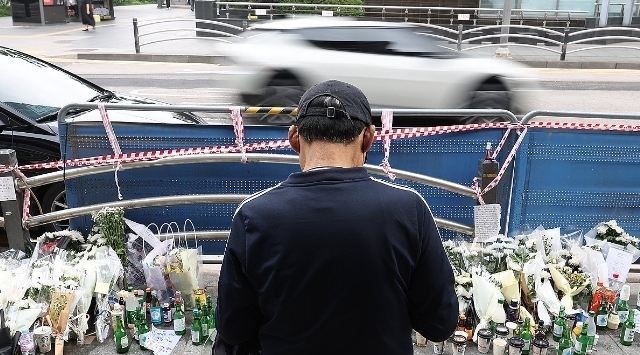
(0, 46, 206, 232)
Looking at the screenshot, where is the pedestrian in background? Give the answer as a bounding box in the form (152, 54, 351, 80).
(214, 80, 458, 355)
(79, 0, 95, 31)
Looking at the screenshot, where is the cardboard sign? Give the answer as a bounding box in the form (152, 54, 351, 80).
(322, 10, 334, 17)
(255, 9, 267, 16)
(458, 14, 471, 21)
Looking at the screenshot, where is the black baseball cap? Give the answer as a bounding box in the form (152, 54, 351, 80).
(296, 80, 373, 125)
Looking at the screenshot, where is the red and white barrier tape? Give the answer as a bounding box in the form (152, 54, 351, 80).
(98, 103, 123, 200)
(231, 107, 248, 163)
(2, 118, 640, 225)
(380, 110, 396, 180)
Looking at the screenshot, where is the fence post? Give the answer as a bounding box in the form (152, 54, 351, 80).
(133, 18, 140, 54)
(457, 24, 463, 51)
(382, 7, 385, 21)
(242, 20, 247, 32)
(0, 149, 30, 252)
(560, 28, 569, 61)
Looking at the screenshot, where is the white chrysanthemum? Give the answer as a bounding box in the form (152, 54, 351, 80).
(596, 225, 607, 234)
(609, 220, 618, 227)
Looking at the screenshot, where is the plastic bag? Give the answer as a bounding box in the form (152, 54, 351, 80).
(141, 223, 173, 300)
(168, 220, 202, 308)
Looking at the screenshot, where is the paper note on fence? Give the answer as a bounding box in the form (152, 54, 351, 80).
(606, 246, 634, 283)
(474, 204, 501, 242)
(0, 176, 17, 201)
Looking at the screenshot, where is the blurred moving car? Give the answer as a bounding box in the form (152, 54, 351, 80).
(0, 46, 206, 232)
(218, 17, 538, 125)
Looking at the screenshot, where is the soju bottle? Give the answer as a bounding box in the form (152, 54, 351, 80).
(620, 309, 635, 346)
(173, 300, 186, 336)
(552, 305, 566, 342)
(200, 303, 210, 343)
(596, 299, 609, 330)
(133, 303, 142, 343)
(114, 314, 130, 354)
(615, 284, 630, 323)
(138, 309, 152, 351)
(150, 290, 162, 326)
(191, 309, 202, 346)
(586, 311, 597, 352)
(520, 317, 532, 355)
(573, 320, 589, 355)
(207, 295, 216, 337)
(126, 287, 137, 329)
(556, 323, 572, 355)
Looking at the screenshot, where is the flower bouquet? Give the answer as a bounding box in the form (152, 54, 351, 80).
(584, 220, 640, 266)
(48, 291, 74, 355)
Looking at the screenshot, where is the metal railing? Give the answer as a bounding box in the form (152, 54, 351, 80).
(1, 104, 523, 255)
(132, 17, 246, 54)
(131, 17, 640, 60)
(215, 2, 589, 26)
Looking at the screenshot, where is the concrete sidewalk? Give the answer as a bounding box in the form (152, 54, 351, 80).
(1, 4, 640, 69)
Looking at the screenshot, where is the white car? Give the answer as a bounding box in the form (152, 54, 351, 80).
(218, 17, 537, 125)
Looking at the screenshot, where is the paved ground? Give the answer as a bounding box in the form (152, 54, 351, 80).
(1, 4, 640, 69)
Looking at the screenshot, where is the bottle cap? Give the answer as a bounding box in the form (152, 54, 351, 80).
(620, 284, 630, 301)
(613, 273, 619, 279)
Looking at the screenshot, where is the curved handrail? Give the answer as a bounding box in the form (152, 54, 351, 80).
(566, 45, 640, 54)
(461, 43, 561, 54)
(417, 33, 458, 43)
(413, 23, 460, 35)
(568, 27, 640, 37)
(462, 24, 564, 37)
(461, 34, 563, 46)
(138, 28, 241, 39)
(137, 18, 244, 31)
(141, 36, 235, 47)
(520, 110, 640, 125)
(569, 36, 640, 45)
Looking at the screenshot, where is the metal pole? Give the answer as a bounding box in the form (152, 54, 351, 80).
(0, 150, 30, 251)
(457, 24, 463, 51)
(599, 0, 611, 27)
(39, 0, 45, 25)
(500, 0, 513, 44)
(495, 0, 513, 57)
(560, 28, 569, 60)
(133, 18, 140, 54)
(623, 0, 634, 25)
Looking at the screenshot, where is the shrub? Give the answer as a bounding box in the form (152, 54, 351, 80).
(276, 0, 365, 17)
(0, 5, 10, 18)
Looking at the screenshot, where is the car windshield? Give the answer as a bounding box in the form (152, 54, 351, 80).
(293, 26, 452, 56)
(0, 47, 102, 121)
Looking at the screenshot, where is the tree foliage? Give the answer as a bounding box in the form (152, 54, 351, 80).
(275, 0, 365, 17)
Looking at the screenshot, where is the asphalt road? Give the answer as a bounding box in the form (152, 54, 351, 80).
(47, 59, 640, 120)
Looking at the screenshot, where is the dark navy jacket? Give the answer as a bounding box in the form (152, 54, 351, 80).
(216, 167, 458, 355)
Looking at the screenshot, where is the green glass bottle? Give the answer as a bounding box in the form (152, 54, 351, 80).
(620, 309, 635, 346)
(574, 320, 589, 355)
(615, 284, 631, 324)
(191, 309, 202, 346)
(586, 310, 597, 352)
(173, 300, 186, 336)
(552, 305, 566, 342)
(200, 303, 210, 343)
(596, 299, 609, 330)
(556, 322, 572, 355)
(207, 296, 216, 338)
(114, 314, 130, 354)
(133, 303, 142, 343)
(520, 317, 532, 355)
(138, 308, 152, 351)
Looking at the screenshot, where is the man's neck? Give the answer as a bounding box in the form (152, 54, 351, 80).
(299, 141, 363, 172)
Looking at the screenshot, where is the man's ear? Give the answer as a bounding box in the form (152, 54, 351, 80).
(362, 125, 375, 153)
(289, 125, 301, 154)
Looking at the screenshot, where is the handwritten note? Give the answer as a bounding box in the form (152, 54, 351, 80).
(0, 176, 16, 201)
(474, 204, 501, 243)
(150, 328, 183, 355)
(606, 246, 634, 283)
